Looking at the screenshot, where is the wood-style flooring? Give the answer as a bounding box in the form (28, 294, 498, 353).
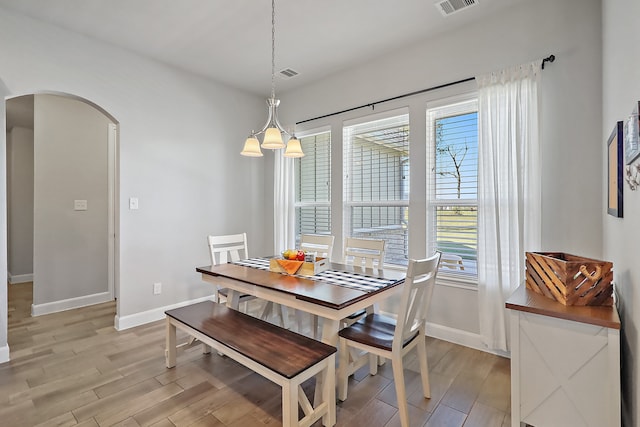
(2, 282, 511, 427)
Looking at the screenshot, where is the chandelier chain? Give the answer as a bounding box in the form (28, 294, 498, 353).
(271, 0, 276, 100)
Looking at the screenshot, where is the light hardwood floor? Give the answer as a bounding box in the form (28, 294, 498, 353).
(2, 282, 511, 427)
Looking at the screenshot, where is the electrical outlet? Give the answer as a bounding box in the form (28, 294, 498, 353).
(153, 282, 162, 295)
(74, 199, 88, 211)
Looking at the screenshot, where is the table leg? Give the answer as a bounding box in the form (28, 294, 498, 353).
(225, 289, 240, 310)
(364, 305, 385, 366)
(320, 318, 340, 346)
(315, 318, 340, 406)
(220, 291, 241, 358)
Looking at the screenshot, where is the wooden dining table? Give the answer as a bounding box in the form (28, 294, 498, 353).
(196, 257, 406, 347)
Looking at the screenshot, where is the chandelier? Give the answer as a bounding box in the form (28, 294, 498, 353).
(240, 0, 304, 158)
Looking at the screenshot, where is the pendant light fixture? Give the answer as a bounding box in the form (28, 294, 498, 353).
(241, 0, 304, 158)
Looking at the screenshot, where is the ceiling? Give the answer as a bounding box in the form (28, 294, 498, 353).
(0, 0, 528, 97)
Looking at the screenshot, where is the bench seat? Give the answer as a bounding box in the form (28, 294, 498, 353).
(165, 301, 336, 427)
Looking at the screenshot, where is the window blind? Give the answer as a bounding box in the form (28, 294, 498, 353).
(344, 112, 410, 266)
(295, 131, 331, 242)
(427, 99, 478, 276)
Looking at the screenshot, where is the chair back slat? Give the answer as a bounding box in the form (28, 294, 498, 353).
(300, 234, 335, 260)
(344, 237, 385, 269)
(439, 252, 465, 271)
(393, 253, 441, 350)
(207, 233, 249, 266)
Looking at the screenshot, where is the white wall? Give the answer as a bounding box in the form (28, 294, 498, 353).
(279, 0, 603, 344)
(0, 6, 269, 358)
(0, 80, 8, 361)
(6, 126, 34, 281)
(32, 94, 110, 307)
(602, 1, 640, 425)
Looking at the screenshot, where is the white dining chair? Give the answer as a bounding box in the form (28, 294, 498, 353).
(293, 234, 336, 336)
(207, 233, 256, 312)
(341, 237, 386, 328)
(343, 237, 385, 269)
(304, 236, 387, 336)
(300, 234, 335, 261)
(263, 234, 336, 330)
(208, 233, 288, 327)
(337, 252, 441, 427)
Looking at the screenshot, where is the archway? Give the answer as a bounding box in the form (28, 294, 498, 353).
(4, 92, 119, 360)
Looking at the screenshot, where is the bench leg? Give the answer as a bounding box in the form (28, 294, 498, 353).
(282, 379, 299, 427)
(322, 355, 336, 427)
(337, 338, 349, 402)
(165, 318, 176, 368)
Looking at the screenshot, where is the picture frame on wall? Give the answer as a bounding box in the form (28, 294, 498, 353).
(624, 101, 640, 165)
(608, 121, 624, 218)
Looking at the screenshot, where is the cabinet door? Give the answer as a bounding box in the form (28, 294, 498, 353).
(514, 312, 619, 427)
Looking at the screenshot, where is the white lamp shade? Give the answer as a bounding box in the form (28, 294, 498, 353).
(240, 136, 263, 157)
(261, 127, 285, 149)
(283, 137, 305, 158)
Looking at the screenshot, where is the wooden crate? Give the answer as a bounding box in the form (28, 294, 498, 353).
(525, 252, 613, 306)
(269, 257, 329, 276)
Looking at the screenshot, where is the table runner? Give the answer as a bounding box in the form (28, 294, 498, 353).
(233, 257, 401, 292)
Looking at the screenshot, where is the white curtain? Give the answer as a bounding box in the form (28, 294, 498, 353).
(274, 153, 296, 254)
(476, 62, 542, 352)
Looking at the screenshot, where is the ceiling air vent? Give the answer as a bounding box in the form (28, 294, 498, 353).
(435, 0, 478, 16)
(279, 68, 299, 78)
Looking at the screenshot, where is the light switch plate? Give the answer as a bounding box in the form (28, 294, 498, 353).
(74, 200, 88, 211)
(129, 197, 139, 210)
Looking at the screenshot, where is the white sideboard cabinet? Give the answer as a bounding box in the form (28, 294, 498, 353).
(506, 284, 620, 427)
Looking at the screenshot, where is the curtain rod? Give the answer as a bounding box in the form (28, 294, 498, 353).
(296, 54, 556, 126)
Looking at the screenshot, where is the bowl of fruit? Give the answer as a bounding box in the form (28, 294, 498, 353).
(282, 249, 306, 261)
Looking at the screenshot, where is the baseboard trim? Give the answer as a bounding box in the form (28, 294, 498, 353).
(8, 273, 33, 284)
(0, 345, 9, 364)
(114, 295, 215, 331)
(425, 321, 510, 358)
(378, 309, 510, 358)
(31, 291, 113, 316)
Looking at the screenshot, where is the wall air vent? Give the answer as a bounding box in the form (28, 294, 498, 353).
(279, 68, 299, 78)
(435, 0, 478, 16)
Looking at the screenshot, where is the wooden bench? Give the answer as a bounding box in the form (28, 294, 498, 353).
(165, 301, 337, 427)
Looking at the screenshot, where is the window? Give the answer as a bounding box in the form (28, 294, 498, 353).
(427, 99, 478, 277)
(344, 112, 410, 266)
(294, 131, 331, 244)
